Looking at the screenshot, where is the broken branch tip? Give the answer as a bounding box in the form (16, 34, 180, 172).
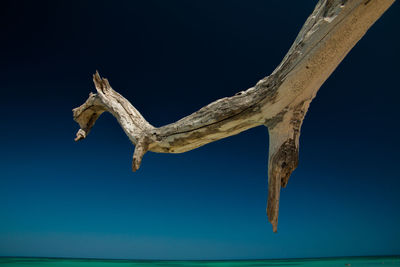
(74, 129, 86, 142)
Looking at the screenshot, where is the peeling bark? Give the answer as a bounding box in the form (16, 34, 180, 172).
(72, 0, 395, 232)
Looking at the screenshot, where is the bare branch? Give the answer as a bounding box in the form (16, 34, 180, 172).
(72, 0, 395, 232)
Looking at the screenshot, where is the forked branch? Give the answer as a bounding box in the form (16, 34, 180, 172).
(73, 0, 395, 232)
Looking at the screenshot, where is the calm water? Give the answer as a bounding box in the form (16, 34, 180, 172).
(0, 256, 399, 267)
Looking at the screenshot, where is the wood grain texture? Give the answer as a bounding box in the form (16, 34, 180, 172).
(73, 0, 395, 232)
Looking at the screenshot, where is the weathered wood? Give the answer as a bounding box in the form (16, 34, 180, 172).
(73, 0, 395, 232)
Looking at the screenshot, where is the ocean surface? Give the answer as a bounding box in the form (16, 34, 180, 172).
(1, 256, 399, 267)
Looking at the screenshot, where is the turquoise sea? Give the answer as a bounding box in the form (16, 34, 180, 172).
(1, 256, 399, 267)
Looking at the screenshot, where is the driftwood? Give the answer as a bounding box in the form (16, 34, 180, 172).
(73, 0, 395, 232)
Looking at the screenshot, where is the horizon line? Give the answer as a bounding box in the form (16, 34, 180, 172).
(1, 254, 399, 262)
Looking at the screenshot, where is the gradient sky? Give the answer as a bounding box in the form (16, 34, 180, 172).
(0, 0, 399, 260)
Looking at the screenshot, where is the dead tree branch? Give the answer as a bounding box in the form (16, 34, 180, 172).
(73, 0, 395, 232)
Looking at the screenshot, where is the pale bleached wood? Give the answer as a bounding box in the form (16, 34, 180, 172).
(73, 0, 395, 232)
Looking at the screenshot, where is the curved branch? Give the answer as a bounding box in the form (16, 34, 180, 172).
(72, 0, 395, 232)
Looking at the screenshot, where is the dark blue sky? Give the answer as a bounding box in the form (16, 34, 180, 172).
(0, 0, 399, 260)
